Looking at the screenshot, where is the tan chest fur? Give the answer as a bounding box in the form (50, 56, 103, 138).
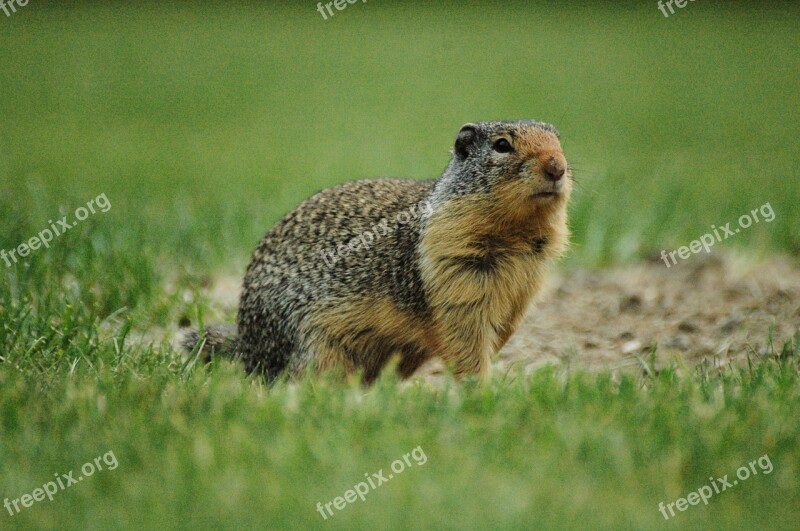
(419, 194, 568, 356)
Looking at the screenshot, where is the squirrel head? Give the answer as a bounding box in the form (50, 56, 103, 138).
(430, 120, 572, 223)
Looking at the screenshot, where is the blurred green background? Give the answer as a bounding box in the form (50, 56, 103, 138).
(1, 3, 799, 530)
(1, 1, 798, 278)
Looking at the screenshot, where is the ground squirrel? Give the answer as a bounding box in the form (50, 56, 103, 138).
(182, 120, 572, 382)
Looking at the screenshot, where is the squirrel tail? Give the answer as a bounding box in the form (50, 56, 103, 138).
(180, 324, 238, 362)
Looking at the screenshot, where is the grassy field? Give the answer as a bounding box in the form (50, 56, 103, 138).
(0, 2, 799, 529)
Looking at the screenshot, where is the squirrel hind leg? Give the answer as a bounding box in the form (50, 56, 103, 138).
(289, 336, 359, 382)
(295, 333, 426, 385)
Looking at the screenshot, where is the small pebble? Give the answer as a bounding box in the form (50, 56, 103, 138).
(622, 340, 642, 354)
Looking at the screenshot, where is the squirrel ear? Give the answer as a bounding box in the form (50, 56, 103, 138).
(454, 123, 479, 160)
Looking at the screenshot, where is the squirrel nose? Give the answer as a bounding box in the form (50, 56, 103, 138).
(543, 157, 566, 182)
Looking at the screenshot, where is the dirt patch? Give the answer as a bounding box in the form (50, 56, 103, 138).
(198, 252, 800, 379)
(497, 252, 800, 376)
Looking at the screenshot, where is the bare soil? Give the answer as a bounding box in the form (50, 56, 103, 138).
(496, 252, 800, 376)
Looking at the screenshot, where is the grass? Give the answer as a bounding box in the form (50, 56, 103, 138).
(2, 338, 799, 529)
(0, 2, 799, 529)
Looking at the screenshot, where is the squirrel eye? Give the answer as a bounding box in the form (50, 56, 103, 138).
(492, 138, 513, 153)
